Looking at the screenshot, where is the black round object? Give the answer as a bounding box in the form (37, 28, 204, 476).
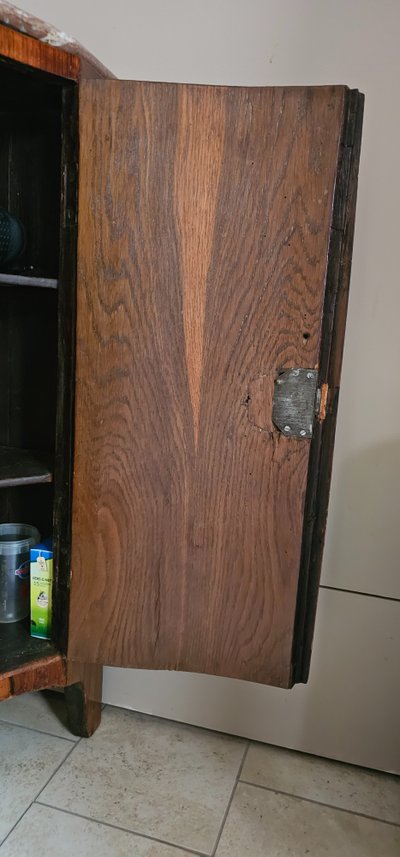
(0, 208, 25, 265)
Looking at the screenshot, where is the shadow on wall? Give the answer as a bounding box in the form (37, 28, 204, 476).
(323, 438, 400, 597)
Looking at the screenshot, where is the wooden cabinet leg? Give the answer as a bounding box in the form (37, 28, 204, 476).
(64, 662, 103, 737)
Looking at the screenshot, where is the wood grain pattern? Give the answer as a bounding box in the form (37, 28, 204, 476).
(292, 89, 364, 682)
(175, 88, 225, 445)
(0, 22, 79, 79)
(0, 655, 65, 700)
(0, 2, 114, 79)
(68, 82, 347, 687)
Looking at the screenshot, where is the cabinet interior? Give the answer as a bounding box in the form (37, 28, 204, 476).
(0, 58, 76, 672)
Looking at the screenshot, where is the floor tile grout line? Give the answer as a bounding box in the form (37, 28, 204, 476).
(0, 718, 77, 742)
(34, 802, 207, 857)
(0, 737, 81, 850)
(33, 736, 84, 805)
(238, 779, 400, 829)
(210, 740, 250, 857)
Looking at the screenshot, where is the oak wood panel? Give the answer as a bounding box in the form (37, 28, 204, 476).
(69, 82, 346, 687)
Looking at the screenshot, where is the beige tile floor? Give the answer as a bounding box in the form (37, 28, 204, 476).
(0, 692, 399, 856)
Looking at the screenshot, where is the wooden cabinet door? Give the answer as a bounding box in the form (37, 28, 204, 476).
(67, 81, 363, 688)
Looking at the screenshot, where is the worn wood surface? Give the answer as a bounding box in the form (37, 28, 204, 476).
(65, 661, 102, 736)
(0, 2, 114, 79)
(0, 21, 79, 79)
(292, 89, 364, 682)
(68, 82, 349, 687)
(0, 655, 65, 700)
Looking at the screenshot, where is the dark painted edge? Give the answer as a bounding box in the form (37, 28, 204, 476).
(291, 88, 365, 685)
(64, 683, 89, 737)
(64, 682, 102, 737)
(52, 84, 79, 654)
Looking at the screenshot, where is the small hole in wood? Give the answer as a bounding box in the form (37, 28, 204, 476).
(303, 332, 310, 342)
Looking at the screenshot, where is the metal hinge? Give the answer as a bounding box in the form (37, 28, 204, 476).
(272, 368, 327, 439)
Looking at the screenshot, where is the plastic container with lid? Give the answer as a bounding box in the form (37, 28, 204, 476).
(0, 524, 40, 623)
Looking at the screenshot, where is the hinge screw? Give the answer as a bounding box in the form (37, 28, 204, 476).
(284, 425, 291, 432)
(300, 430, 306, 436)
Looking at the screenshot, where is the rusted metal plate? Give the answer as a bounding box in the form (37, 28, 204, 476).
(272, 369, 318, 438)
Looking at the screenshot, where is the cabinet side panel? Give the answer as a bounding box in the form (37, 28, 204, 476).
(68, 82, 345, 687)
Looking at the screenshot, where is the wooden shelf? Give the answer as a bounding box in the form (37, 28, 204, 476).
(0, 273, 58, 289)
(0, 618, 65, 700)
(0, 617, 57, 675)
(0, 446, 53, 488)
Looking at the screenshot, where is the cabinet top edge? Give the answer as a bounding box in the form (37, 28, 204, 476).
(83, 79, 363, 96)
(0, 1, 115, 79)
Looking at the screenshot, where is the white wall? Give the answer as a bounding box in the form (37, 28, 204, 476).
(19, 0, 400, 771)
